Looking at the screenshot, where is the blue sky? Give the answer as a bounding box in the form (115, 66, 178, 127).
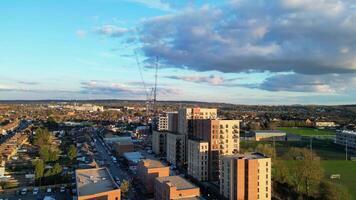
(1, 0, 356, 105)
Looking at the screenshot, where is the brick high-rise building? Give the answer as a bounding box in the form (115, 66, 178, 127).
(158, 116, 169, 131)
(155, 176, 200, 200)
(152, 131, 167, 156)
(167, 112, 178, 133)
(188, 119, 240, 181)
(166, 132, 186, 167)
(220, 153, 271, 200)
(137, 159, 170, 194)
(178, 108, 217, 135)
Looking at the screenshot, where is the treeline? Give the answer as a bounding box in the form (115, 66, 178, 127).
(248, 144, 349, 200)
(31, 128, 76, 185)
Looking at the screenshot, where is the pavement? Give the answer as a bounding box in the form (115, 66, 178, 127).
(92, 131, 139, 199)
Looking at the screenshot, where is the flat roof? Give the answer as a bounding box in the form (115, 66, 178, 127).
(76, 168, 118, 197)
(142, 159, 166, 168)
(223, 152, 270, 160)
(253, 130, 286, 134)
(123, 152, 143, 163)
(156, 176, 197, 190)
(340, 130, 356, 135)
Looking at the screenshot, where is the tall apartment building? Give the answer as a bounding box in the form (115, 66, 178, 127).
(168, 108, 217, 166)
(187, 139, 209, 181)
(155, 176, 201, 200)
(178, 108, 217, 135)
(152, 131, 167, 156)
(166, 133, 186, 166)
(158, 116, 169, 131)
(220, 153, 271, 200)
(336, 130, 356, 150)
(137, 159, 170, 194)
(188, 119, 240, 181)
(167, 112, 179, 133)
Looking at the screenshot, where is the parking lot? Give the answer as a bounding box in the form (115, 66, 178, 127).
(0, 186, 70, 200)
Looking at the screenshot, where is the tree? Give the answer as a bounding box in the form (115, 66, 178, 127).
(67, 145, 77, 162)
(285, 148, 323, 197)
(273, 160, 289, 184)
(249, 122, 261, 130)
(46, 116, 58, 129)
(120, 180, 130, 195)
(33, 128, 51, 146)
(40, 146, 59, 162)
(267, 122, 278, 130)
(319, 181, 350, 200)
(52, 163, 62, 176)
(255, 144, 275, 159)
(33, 159, 44, 183)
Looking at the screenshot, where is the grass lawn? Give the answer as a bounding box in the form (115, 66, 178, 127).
(321, 161, 356, 199)
(278, 127, 335, 136)
(241, 139, 348, 160)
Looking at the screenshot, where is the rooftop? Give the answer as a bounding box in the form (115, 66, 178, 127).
(142, 159, 166, 168)
(76, 168, 118, 197)
(340, 130, 356, 135)
(223, 152, 270, 160)
(123, 151, 143, 163)
(253, 130, 286, 134)
(156, 176, 197, 190)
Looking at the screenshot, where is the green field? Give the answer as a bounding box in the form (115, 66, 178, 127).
(241, 139, 347, 160)
(278, 127, 336, 136)
(321, 161, 356, 199)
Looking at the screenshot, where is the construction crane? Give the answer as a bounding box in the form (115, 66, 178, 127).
(134, 51, 159, 124)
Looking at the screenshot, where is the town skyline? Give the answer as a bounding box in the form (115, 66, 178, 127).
(1, 0, 356, 105)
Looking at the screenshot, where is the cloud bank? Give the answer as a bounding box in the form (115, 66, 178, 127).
(138, 0, 356, 75)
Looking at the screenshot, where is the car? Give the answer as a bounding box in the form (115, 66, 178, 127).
(20, 188, 27, 195)
(46, 187, 52, 193)
(72, 188, 77, 194)
(33, 187, 39, 195)
(60, 186, 66, 193)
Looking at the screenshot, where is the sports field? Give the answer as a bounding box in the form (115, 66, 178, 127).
(278, 127, 335, 136)
(321, 161, 356, 199)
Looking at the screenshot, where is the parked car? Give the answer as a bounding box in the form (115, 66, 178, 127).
(46, 187, 52, 193)
(33, 187, 39, 195)
(20, 188, 27, 195)
(60, 186, 66, 193)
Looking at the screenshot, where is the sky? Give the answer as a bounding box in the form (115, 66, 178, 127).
(0, 0, 356, 105)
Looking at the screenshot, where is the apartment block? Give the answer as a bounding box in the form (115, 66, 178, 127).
(158, 116, 169, 131)
(166, 132, 186, 167)
(178, 108, 217, 135)
(188, 119, 240, 181)
(220, 153, 271, 200)
(167, 112, 179, 133)
(155, 176, 200, 200)
(152, 130, 167, 156)
(76, 168, 120, 200)
(336, 130, 356, 150)
(137, 159, 170, 194)
(187, 139, 209, 181)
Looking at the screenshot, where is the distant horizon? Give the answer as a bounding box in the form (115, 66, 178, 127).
(0, 98, 355, 107)
(1, 0, 356, 104)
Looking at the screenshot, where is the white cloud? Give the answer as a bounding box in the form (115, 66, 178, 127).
(125, 0, 173, 12)
(96, 25, 129, 37)
(76, 30, 87, 38)
(138, 0, 356, 75)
